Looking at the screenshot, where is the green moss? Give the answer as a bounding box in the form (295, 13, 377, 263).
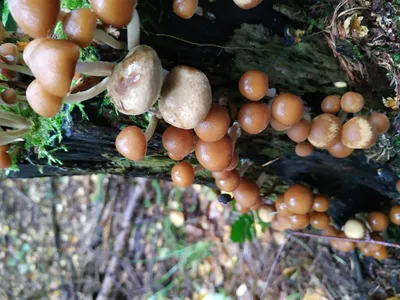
(105, 154, 176, 173)
(61, 0, 90, 9)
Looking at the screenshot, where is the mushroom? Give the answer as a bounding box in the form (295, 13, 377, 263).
(295, 142, 313, 157)
(309, 211, 330, 230)
(312, 194, 329, 212)
(288, 214, 310, 230)
(226, 151, 239, 171)
(237, 102, 270, 134)
(171, 161, 195, 187)
(0, 151, 12, 169)
(343, 218, 365, 239)
(159, 65, 212, 129)
(271, 214, 292, 231)
(287, 119, 310, 143)
(173, 0, 204, 19)
(9, 0, 60, 38)
(90, 0, 137, 28)
(275, 193, 293, 217)
(307, 113, 341, 149)
(271, 93, 304, 126)
(162, 126, 194, 160)
(257, 204, 276, 223)
(284, 184, 313, 214)
(235, 201, 250, 214)
(249, 198, 262, 211)
(341, 116, 377, 149)
(194, 103, 230, 142)
(367, 211, 388, 232)
(108, 45, 163, 115)
(362, 232, 384, 252)
(368, 113, 390, 134)
(233, 0, 263, 10)
(373, 247, 388, 260)
(0, 145, 10, 152)
(26, 80, 63, 118)
(396, 180, 400, 193)
(233, 178, 261, 208)
(195, 134, 233, 171)
(238, 70, 269, 101)
(340, 91, 364, 113)
(327, 140, 354, 158)
(322, 225, 338, 237)
(0, 43, 19, 80)
(270, 116, 291, 131)
(331, 232, 355, 252)
(212, 170, 232, 180)
(1, 88, 26, 105)
(321, 95, 341, 114)
(389, 205, 400, 225)
(215, 169, 240, 192)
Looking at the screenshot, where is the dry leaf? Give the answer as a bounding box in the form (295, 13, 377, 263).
(303, 288, 329, 300)
(383, 95, 398, 110)
(344, 14, 369, 39)
(282, 266, 296, 277)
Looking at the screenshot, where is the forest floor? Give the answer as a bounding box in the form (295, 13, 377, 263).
(1, 176, 399, 300)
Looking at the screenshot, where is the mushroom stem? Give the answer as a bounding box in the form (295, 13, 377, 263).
(267, 88, 277, 98)
(64, 77, 109, 103)
(256, 172, 268, 188)
(0, 62, 33, 76)
(195, 6, 204, 16)
(239, 159, 252, 176)
(144, 113, 159, 142)
(94, 29, 127, 50)
(127, 9, 141, 50)
(338, 110, 348, 123)
(194, 165, 204, 173)
(228, 121, 241, 152)
(75, 62, 116, 77)
(0, 110, 31, 129)
(0, 128, 30, 146)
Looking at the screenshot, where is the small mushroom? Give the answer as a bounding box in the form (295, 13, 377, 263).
(343, 218, 365, 239)
(212, 170, 232, 180)
(0, 43, 19, 80)
(63, 8, 98, 48)
(373, 247, 388, 260)
(367, 211, 388, 232)
(389, 205, 400, 225)
(295, 142, 313, 157)
(162, 126, 194, 160)
(341, 116, 377, 149)
(308, 113, 341, 149)
(331, 232, 355, 252)
(108, 45, 163, 115)
(270, 116, 291, 131)
(195, 134, 233, 171)
(171, 161, 195, 187)
(321, 95, 341, 114)
(233, 178, 261, 208)
(215, 169, 240, 192)
(322, 225, 338, 237)
(1, 88, 19, 105)
(328, 140, 354, 158)
(194, 103, 230, 142)
(284, 184, 313, 214)
(26, 80, 63, 118)
(288, 214, 310, 230)
(271, 93, 304, 126)
(173, 0, 204, 19)
(233, 0, 263, 10)
(312, 194, 329, 212)
(0, 144, 10, 152)
(235, 201, 250, 214)
(396, 179, 400, 193)
(238, 102, 270, 134)
(271, 214, 292, 231)
(340, 91, 364, 113)
(90, 0, 137, 28)
(0, 151, 12, 169)
(258, 204, 276, 223)
(275, 193, 293, 217)
(368, 113, 390, 134)
(310, 211, 330, 230)
(238, 70, 268, 101)
(287, 119, 310, 143)
(160, 65, 212, 129)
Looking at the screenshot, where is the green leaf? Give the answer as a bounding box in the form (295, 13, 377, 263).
(1, 0, 9, 26)
(230, 213, 256, 243)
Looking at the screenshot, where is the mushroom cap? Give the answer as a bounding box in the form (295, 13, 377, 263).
(162, 126, 194, 159)
(364, 232, 384, 252)
(212, 170, 232, 180)
(328, 140, 354, 158)
(115, 126, 147, 161)
(310, 211, 330, 230)
(389, 205, 400, 225)
(270, 116, 291, 131)
(288, 213, 310, 230)
(215, 169, 240, 192)
(322, 225, 338, 237)
(195, 134, 233, 171)
(340, 91, 364, 113)
(373, 247, 388, 260)
(312, 194, 329, 212)
(238, 102, 270, 134)
(194, 104, 230, 142)
(9, 0, 60, 38)
(295, 141, 313, 157)
(238, 70, 268, 101)
(287, 119, 310, 143)
(341, 116, 377, 149)
(63, 8, 98, 48)
(396, 180, 400, 193)
(343, 219, 365, 239)
(308, 113, 341, 149)
(160, 65, 212, 129)
(258, 204, 275, 223)
(0, 57, 16, 80)
(235, 201, 250, 214)
(0, 152, 12, 169)
(331, 232, 355, 252)
(368, 113, 390, 134)
(108, 45, 163, 116)
(171, 162, 195, 187)
(271, 214, 292, 231)
(249, 198, 262, 211)
(226, 152, 239, 171)
(1, 88, 18, 105)
(367, 211, 389, 232)
(26, 80, 63, 118)
(0, 22, 6, 42)
(275, 193, 293, 216)
(321, 95, 340, 114)
(284, 184, 313, 214)
(233, 178, 261, 208)
(173, 0, 198, 19)
(233, 0, 263, 9)
(359, 244, 372, 256)
(0, 43, 19, 64)
(90, 0, 136, 28)
(271, 93, 304, 126)
(24, 38, 80, 97)
(0, 144, 10, 152)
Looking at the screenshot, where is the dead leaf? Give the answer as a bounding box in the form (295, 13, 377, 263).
(282, 266, 296, 277)
(344, 14, 369, 39)
(303, 288, 329, 300)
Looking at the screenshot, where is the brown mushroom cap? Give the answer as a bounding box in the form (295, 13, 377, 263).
(331, 232, 355, 252)
(271, 214, 292, 231)
(233, 0, 263, 9)
(160, 66, 212, 129)
(343, 219, 365, 239)
(226, 151, 239, 171)
(162, 126, 194, 159)
(396, 180, 400, 193)
(310, 211, 330, 230)
(26, 80, 63, 118)
(115, 126, 147, 161)
(389, 205, 400, 225)
(194, 104, 230, 142)
(108, 45, 163, 116)
(368, 113, 390, 134)
(321, 95, 341, 114)
(238, 70, 268, 101)
(90, 0, 136, 28)
(258, 204, 276, 223)
(359, 244, 372, 257)
(275, 193, 293, 217)
(238, 102, 270, 134)
(249, 197, 262, 211)
(340, 91, 364, 113)
(216, 169, 240, 192)
(328, 140, 354, 158)
(271, 93, 304, 126)
(270, 116, 291, 131)
(63, 8, 98, 48)
(367, 211, 389, 232)
(173, 0, 198, 19)
(0, 144, 10, 152)
(0, 57, 16, 80)
(9, 0, 60, 38)
(341, 116, 377, 149)
(284, 184, 313, 214)
(308, 113, 341, 149)
(287, 119, 310, 143)
(312, 194, 330, 212)
(295, 141, 313, 157)
(171, 162, 195, 187)
(233, 178, 261, 208)
(288, 213, 310, 230)
(322, 225, 338, 237)
(24, 38, 80, 97)
(373, 247, 388, 260)
(195, 134, 233, 172)
(212, 170, 232, 180)
(235, 201, 250, 214)
(0, 152, 12, 169)
(0, 43, 19, 79)
(168, 152, 184, 161)
(364, 232, 384, 252)
(1, 88, 17, 105)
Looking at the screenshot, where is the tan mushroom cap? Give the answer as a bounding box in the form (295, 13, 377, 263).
(321, 95, 341, 114)
(160, 65, 212, 129)
(0, 152, 12, 169)
(310, 211, 330, 230)
(341, 116, 377, 149)
(258, 204, 275, 223)
(24, 38, 80, 97)
(328, 140, 354, 158)
(238, 70, 269, 101)
(295, 142, 313, 157)
(235, 201, 250, 214)
(171, 162, 195, 187)
(215, 169, 240, 192)
(233, 0, 263, 9)
(173, 0, 198, 19)
(162, 126, 194, 159)
(308, 113, 341, 149)
(368, 113, 390, 134)
(340, 92, 364, 113)
(270, 116, 291, 131)
(108, 45, 163, 115)
(287, 119, 310, 143)
(90, 0, 137, 28)
(367, 211, 389, 232)
(238, 102, 270, 134)
(26, 80, 63, 118)
(233, 178, 261, 208)
(275, 193, 292, 217)
(195, 134, 233, 172)
(313, 194, 330, 212)
(288, 214, 310, 230)
(9, 0, 60, 38)
(1, 88, 17, 105)
(0, 43, 19, 79)
(63, 8, 98, 48)
(284, 184, 313, 214)
(331, 232, 355, 252)
(396, 180, 400, 193)
(389, 205, 400, 225)
(373, 247, 388, 260)
(115, 126, 147, 161)
(271, 214, 292, 231)
(212, 170, 232, 180)
(271, 93, 304, 126)
(343, 219, 365, 239)
(194, 104, 230, 142)
(322, 225, 338, 237)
